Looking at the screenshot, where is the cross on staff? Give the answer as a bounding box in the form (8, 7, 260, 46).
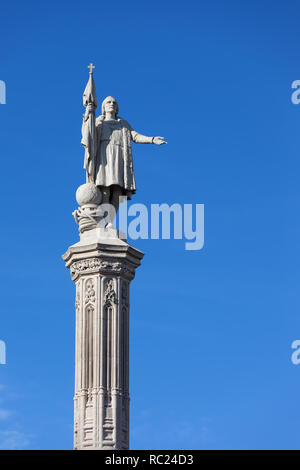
(88, 63, 95, 74)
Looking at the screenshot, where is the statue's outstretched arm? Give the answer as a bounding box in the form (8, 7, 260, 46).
(131, 130, 167, 145)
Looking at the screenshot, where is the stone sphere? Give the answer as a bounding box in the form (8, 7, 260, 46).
(76, 183, 102, 206)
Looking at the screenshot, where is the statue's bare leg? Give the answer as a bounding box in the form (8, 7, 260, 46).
(104, 186, 123, 228)
(101, 186, 110, 204)
(99, 185, 123, 228)
(99, 186, 112, 227)
(111, 186, 123, 215)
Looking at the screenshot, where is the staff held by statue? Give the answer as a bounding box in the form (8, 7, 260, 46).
(81, 63, 97, 184)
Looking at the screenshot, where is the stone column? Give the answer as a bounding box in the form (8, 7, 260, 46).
(63, 229, 143, 450)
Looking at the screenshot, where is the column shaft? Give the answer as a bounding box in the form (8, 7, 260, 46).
(63, 241, 143, 450)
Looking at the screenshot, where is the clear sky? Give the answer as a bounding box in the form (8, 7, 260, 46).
(0, 0, 300, 450)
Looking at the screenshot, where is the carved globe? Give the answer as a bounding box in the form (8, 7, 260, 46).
(76, 183, 102, 206)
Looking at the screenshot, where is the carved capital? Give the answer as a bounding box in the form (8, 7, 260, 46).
(70, 257, 135, 281)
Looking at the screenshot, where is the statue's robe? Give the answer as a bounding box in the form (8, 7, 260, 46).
(94, 116, 136, 199)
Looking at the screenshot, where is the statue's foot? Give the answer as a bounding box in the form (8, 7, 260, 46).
(105, 222, 114, 229)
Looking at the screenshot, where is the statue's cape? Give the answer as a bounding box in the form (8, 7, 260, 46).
(95, 116, 136, 193)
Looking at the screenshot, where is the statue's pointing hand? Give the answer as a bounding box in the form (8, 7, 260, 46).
(153, 136, 167, 145)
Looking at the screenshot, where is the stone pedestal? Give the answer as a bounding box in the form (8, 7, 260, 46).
(63, 228, 144, 450)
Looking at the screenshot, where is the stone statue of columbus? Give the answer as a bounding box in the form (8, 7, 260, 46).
(80, 64, 167, 223)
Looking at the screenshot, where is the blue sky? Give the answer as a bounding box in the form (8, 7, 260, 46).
(0, 0, 300, 450)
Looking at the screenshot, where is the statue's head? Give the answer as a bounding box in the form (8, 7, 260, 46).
(102, 96, 119, 117)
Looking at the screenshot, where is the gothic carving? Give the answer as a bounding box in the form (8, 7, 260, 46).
(85, 278, 96, 304)
(75, 281, 80, 311)
(70, 257, 135, 281)
(104, 279, 117, 306)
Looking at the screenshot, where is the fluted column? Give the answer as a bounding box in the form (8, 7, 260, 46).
(63, 239, 143, 450)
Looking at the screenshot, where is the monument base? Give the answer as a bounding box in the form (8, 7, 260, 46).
(63, 230, 144, 450)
